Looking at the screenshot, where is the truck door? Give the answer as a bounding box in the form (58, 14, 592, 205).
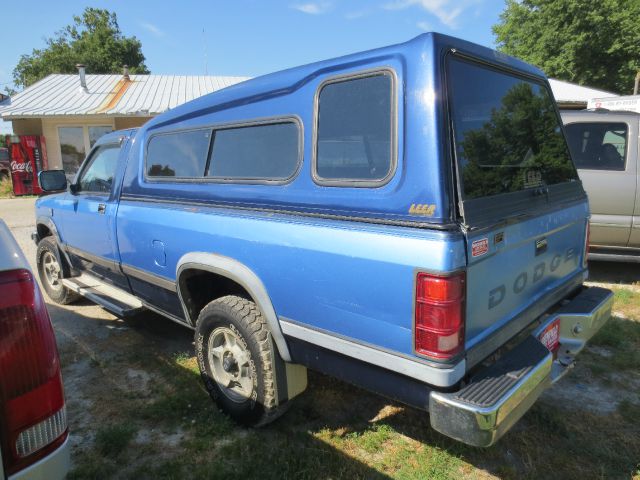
(564, 116, 638, 247)
(58, 140, 129, 289)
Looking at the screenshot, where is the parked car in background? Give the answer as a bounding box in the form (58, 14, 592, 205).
(34, 33, 612, 447)
(562, 110, 640, 262)
(0, 148, 10, 181)
(0, 220, 69, 479)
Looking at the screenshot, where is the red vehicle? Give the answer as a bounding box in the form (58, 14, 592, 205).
(0, 220, 69, 479)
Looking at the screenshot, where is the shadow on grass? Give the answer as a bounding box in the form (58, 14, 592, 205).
(46, 302, 393, 479)
(46, 300, 640, 479)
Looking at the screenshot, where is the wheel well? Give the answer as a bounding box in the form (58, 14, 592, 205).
(37, 223, 53, 239)
(179, 269, 252, 324)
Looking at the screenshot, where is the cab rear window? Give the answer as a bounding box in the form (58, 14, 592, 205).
(564, 122, 627, 171)
(448, 57, 578, 200)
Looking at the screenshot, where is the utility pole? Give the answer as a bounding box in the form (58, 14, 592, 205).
(202, 27, 208, 75)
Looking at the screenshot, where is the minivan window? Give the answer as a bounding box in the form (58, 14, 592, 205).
(208, 122, 299, 180)
(315, 73, 393, 183)
(147, 129, 211, 177)
(564, 122, 627, 171)
(448, 58, 578, 200)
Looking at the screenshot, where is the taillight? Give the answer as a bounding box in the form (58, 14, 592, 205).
(0, 269, 67, 475)
(583, 221, 590, 268)
(414, 272, 465, 360)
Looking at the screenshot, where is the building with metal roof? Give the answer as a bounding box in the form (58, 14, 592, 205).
(0, 68, 248, 175)
(548, 78, 618, 109)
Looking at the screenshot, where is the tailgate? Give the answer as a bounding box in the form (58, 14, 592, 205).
(445, 53, 590, 355)
(464, 202, 588, 349)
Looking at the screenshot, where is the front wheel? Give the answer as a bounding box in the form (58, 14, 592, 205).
(195, 295, 287, 426)
(36, 237, 79, 305)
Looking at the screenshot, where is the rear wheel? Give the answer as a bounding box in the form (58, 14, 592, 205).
(36, 237, 79, 305)
(195, 295, 287, 426)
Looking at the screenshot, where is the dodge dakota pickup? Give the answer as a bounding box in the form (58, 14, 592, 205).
(33, 33, 612, 447)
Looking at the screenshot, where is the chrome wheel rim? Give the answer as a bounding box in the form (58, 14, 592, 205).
(42, 251, 62, 291)
(208, 327, 253, 403)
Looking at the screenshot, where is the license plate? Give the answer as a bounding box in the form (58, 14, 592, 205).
(539, 318, 560, 352)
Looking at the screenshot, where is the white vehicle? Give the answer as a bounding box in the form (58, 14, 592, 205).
(0, 220, 69, 479)
(588, 95, 640, 113)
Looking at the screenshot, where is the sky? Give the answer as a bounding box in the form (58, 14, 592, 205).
(0, 0, 505, 133)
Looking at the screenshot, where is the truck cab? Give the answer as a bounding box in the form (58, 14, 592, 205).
(34, 33, 612, 447)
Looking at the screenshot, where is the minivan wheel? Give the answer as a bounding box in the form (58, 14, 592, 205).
(195, 295, 286, 426)
(36, 237, 79, 305)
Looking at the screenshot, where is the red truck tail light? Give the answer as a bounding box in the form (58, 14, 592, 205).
(414, 272, 465, 360)
(0, 269, 67, 475)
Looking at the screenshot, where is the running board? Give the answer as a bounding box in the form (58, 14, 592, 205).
(589, 252, 640, 263)
(62, 274, 145, 317)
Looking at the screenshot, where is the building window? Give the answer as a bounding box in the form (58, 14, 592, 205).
(58, 125, 113, 177)
(89, 126, 113, 148)
(59, 127, 86, 177)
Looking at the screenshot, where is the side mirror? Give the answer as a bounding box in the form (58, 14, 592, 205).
(38, 170, 68, 192)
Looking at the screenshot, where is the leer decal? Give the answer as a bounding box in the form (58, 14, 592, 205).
(409, 203, 436, 216)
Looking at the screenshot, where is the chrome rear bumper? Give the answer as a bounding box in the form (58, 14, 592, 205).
(429, 286, 613, 447)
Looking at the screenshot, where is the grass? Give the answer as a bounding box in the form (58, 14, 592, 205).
(588, 287, 640, 372)
(65, 288, 640, 479)
(95, 424, 138, 457)
(0, 177, 13, 198)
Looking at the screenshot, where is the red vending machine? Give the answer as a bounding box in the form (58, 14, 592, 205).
(7, 135, 48, 196)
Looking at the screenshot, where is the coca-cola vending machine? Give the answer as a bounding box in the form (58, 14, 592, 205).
(7, 135, 48, 196)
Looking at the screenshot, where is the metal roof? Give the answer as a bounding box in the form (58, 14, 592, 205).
(548, 78, 617, 105)
(0, 74, 249, 119)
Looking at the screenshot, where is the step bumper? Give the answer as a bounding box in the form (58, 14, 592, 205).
(429, 286, 613, 447)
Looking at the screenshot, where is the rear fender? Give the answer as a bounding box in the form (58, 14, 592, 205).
(176, 252, 292, 362)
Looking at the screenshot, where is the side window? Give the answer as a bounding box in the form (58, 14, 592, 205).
(207, 122, 299, 180)
(315, 72, 394, 184)
(564, 122, 628, 171)
(77, 145, 121, 194)
(146, 129, 211, 178)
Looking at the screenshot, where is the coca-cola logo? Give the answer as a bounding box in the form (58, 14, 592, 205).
(11, 160, 33, 173)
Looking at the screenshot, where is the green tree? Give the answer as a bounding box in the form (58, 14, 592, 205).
(493, 0, 640, 94)
(13, 8, 149, 89)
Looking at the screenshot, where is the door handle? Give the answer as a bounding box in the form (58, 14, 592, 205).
(97, 203, 106, 214)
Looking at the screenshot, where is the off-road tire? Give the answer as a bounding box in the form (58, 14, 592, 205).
(195, 295, 287, 427)
(36, 237, 79, 305)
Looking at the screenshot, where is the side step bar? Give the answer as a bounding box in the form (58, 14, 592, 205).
(589, 247, 640, 263)
(62, 274, 145, 317)
(430, 336, 552, 447)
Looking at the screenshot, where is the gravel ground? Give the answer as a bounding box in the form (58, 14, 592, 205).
(0, 197, 194, 464)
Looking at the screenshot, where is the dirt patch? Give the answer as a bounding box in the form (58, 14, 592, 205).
(126, 369, 153, 396)
(542, 359, 640, 415)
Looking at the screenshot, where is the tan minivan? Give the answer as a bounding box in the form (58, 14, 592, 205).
(562, 110, 640, 261)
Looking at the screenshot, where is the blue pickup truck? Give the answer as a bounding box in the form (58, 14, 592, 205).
(34, 33, 612, 447)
